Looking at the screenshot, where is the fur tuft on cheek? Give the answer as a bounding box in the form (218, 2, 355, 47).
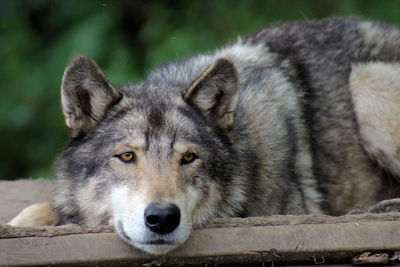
(75, 177, 114, 226)
(189, 182, 222, 226)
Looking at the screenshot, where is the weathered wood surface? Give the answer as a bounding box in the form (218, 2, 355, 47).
(1, 217, 400, 266)
(1, 180, 400, 266)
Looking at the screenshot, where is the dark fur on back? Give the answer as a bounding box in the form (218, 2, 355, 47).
(244, 17, 400, 213)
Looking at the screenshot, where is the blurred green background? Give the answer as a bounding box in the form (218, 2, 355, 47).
(1, 0, 400, 180)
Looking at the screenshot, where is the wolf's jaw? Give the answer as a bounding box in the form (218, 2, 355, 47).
(115, 220, 183, 255)
(134, 243, 181, 255)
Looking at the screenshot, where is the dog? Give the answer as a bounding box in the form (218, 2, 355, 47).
(8, 16, 400, 255)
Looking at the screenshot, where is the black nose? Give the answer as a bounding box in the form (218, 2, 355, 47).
(144, 202, 181, 234)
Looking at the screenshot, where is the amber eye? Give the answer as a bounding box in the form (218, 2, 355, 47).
(181, 152, 197, 165)
(117, 152, 136, 163)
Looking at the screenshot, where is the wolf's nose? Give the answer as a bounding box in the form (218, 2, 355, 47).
(144, 202, 181, 234)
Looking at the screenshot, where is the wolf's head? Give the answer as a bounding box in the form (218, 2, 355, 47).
(55, 55, 244, 254)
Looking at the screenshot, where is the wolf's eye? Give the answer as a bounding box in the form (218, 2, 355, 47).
(117, 152, 136, 163)
(181, 152, 197, 165)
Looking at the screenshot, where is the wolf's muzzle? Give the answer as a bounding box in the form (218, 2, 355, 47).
(144, 202, 181, 234)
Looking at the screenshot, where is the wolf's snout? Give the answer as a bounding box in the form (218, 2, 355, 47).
(144, 202, 181, 234)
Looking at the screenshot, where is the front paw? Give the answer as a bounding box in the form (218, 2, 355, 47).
(7, 202, 60, 227)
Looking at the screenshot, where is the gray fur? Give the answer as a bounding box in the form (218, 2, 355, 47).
(54, 17, 400, 254)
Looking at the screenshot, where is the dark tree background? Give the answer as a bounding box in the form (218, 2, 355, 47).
(1, 0, 400, 180)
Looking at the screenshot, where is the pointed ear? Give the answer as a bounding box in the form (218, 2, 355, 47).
(182, 58, 239, 131)
(61, 55, 121, 138)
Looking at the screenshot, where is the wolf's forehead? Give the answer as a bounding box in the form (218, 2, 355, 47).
(110, 98, 201, 147)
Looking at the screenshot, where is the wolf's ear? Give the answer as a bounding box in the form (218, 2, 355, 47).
(61, 55, 121, 138)
(182, 58, 239, 131)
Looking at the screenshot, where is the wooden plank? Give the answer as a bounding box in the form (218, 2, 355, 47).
(2, 213, 400, 238)
(1, 219, 400, 266)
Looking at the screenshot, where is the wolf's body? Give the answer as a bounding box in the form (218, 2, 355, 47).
(9, 17, 400, 254)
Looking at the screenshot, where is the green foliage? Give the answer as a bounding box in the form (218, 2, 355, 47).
(1, 0, 400, 179)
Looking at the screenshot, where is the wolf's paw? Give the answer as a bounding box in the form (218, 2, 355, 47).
(367, 198, 400, 213)
(7, 202, 60, 227)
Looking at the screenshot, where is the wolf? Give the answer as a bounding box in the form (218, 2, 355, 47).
(8, 17, 400, 254)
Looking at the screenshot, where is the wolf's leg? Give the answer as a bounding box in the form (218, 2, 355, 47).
(350, 62, 400, 178)
(7, 202, 59, 227)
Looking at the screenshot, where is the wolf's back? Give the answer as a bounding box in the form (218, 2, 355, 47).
(240, 17, 400, 214)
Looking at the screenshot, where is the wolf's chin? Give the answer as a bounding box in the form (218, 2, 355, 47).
(134, 242, 181, 255)
(115, 220, 187, 255)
